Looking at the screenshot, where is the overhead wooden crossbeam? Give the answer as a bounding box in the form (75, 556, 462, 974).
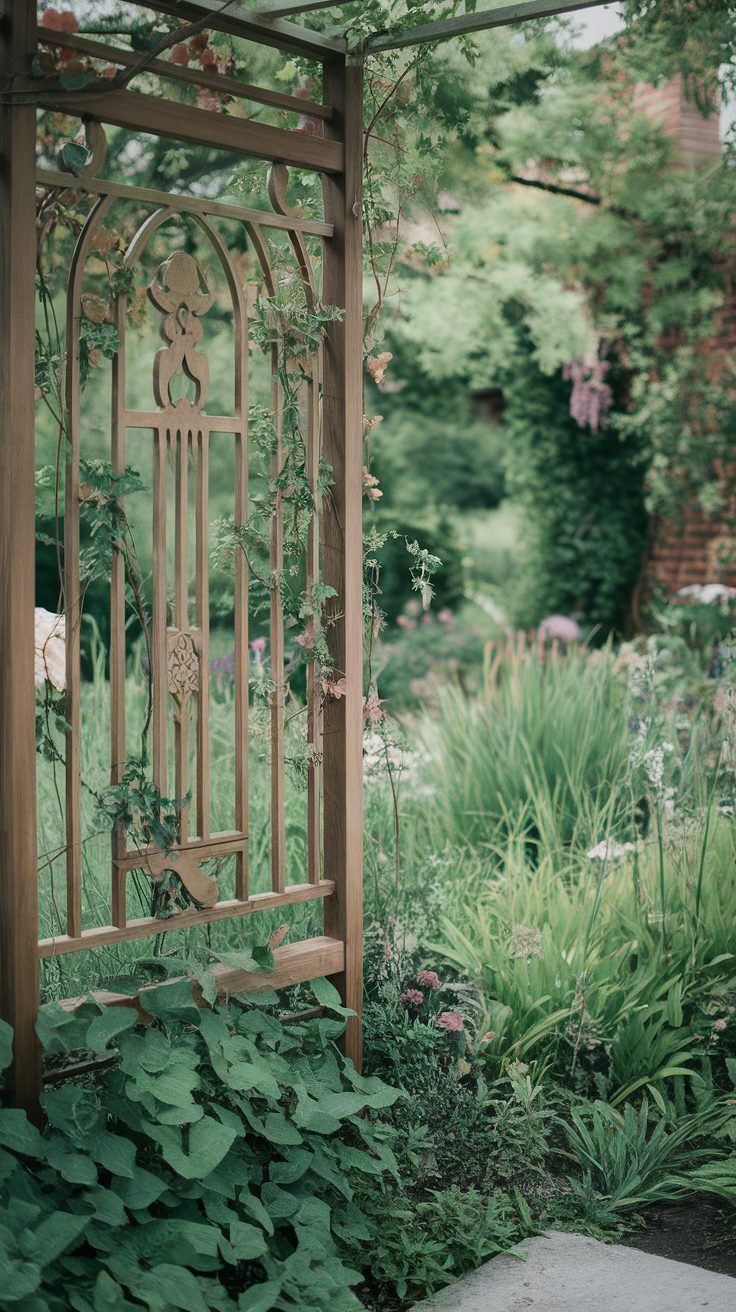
(132, 0, 346, 59)
(38, 27, 333, 118)
(365, 0, 614, 53)
(36, 85, 343, 171)
(249, 1, 355, 17)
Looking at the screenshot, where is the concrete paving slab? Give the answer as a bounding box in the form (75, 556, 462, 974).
(412, 1230, 736, 1311)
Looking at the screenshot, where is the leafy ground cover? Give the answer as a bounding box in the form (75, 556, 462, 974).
(20, 589, 736, 1310)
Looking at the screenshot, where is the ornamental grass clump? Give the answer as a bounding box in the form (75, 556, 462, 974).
(421, 640, 631, 856)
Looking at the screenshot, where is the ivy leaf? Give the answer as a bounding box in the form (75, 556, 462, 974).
(309, 977, 354, 1016)
(27, 1210, 88, 1267)
(136, 1264, 210, 1312)
(152, 1117, 237, 1180)
(0, 1110, 44, 1158)
(237, 1282, 282, 1312)
(85, 1007, 139, 1053)
(227, 1221, 268, 1261)
(0, 1021, 12, 1077)
(59, 141, 93, 175)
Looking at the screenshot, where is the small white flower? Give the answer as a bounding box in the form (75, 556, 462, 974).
(678, 584, 736, 605)
(35, 608, 65, 691)
(586, 839, 636, 862)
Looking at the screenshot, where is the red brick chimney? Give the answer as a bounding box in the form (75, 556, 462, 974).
(632, 74, 721, 166)
(635, 78, 736, 604)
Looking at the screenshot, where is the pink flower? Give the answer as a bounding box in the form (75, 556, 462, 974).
(321, 676, 347, 700)
(363, 693, 385, 724)
(397, 614, 416, 631)
(250, 636, 267, 653)
(296, 619, 316, 650)
(437, 1011, 465, 1033)
(417, 970, 441, 990)
(539, 615, 580, 643)
(713, 1018, 728, 1032)
(399, 988, 424, 1007)
(437, 609, 454, 626)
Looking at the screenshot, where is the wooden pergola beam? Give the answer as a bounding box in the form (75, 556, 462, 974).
(365, 0, 614, 53)
(38, 27, 333, 119)
(36, 85, 344, 172)
(131, 0, 347, 59)
(249, 1, 354, 16)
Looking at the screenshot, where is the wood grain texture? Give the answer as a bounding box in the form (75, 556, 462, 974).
(365, 0, 611, 52)
(321, 57, 365, 1069)
(57, 936, 344, 1015)
(132, 0, 346, 59)
(36, 88, 344, 174)
(35, 169, 334, 239)
(110, 293, 127, 928)
(37, 28, 333, 120)
(38, 881, 335, 957)
(0, 0, 41, 1116)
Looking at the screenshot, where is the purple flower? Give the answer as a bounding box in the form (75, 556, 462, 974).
(417, 970, 441, 990)
(563, 355, 613, 432)
(437, 1011, 465, 1033)
(539, 615, 581, 643)
(399, 988, 424, 1007)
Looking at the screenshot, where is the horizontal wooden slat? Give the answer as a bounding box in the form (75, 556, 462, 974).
(56, 936, 345, 1015)
(365, 0, 613, 52)
(35, 170, 333, 238)
(114, 829, 246, 872)
(38, 881, 335, 957)
(37, 28, 332, 120)
(131, 0, 346, 59)
(36, 87, 344, 173)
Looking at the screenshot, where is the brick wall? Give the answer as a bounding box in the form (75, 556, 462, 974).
(635, 78, 735, 599)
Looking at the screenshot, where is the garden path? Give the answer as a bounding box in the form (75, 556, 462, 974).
(412, 1231, 736, 1311)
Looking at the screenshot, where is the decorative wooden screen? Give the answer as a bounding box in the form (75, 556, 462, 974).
(0, 1, 364, 1114)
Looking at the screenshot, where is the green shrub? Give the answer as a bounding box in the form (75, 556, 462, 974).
(0, 980, 399, 1312)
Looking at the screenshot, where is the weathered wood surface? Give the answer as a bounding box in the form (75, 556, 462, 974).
(0, 0, 41, 1116)
(321, 56, 365, 1068)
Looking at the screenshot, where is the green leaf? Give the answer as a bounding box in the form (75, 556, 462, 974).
(228, 1222, 268, 1261)
(85, 1008, 139, 1052)
(238, 1282, 282, 1312)
(137, 1264, 210, 1312)
(0, 1110, 44, 1158)
(0, 1021, 13, 1078)
(88, 1130, 137, 1178)
(309, 977, 353, 1016)
(154, 1117, 237, 1180)
(28, 1211, 88, 1266)
(59, 141, 93, 174)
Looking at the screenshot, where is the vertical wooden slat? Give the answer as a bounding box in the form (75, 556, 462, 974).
(321, 54, 365, 1067)
(110, 295, 127, 927)
(152, 429, 168, 794)
(234, 286, 254, 900)
(195, 430, 210, 840)
(0, 0, 41, 1114)
(175, 429, 190, 843)
(270, 347, 286, 893)
(64, 194, 114, 939)
(306, 361, 323, 882)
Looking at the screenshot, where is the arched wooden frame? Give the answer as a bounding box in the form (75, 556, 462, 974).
(56, 192, 328, 943)
(0, 0, 363, 1115)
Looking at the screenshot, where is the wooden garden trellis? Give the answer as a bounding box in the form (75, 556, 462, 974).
(0, 0, 611, 1116)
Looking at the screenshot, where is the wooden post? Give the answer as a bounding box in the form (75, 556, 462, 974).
(321, 53, 364, 1067)
(0, 0, 41, 1115)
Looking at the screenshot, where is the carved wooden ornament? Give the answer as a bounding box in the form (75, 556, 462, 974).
(148, 251, 214, 410)
(167, 629, 200, 702)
